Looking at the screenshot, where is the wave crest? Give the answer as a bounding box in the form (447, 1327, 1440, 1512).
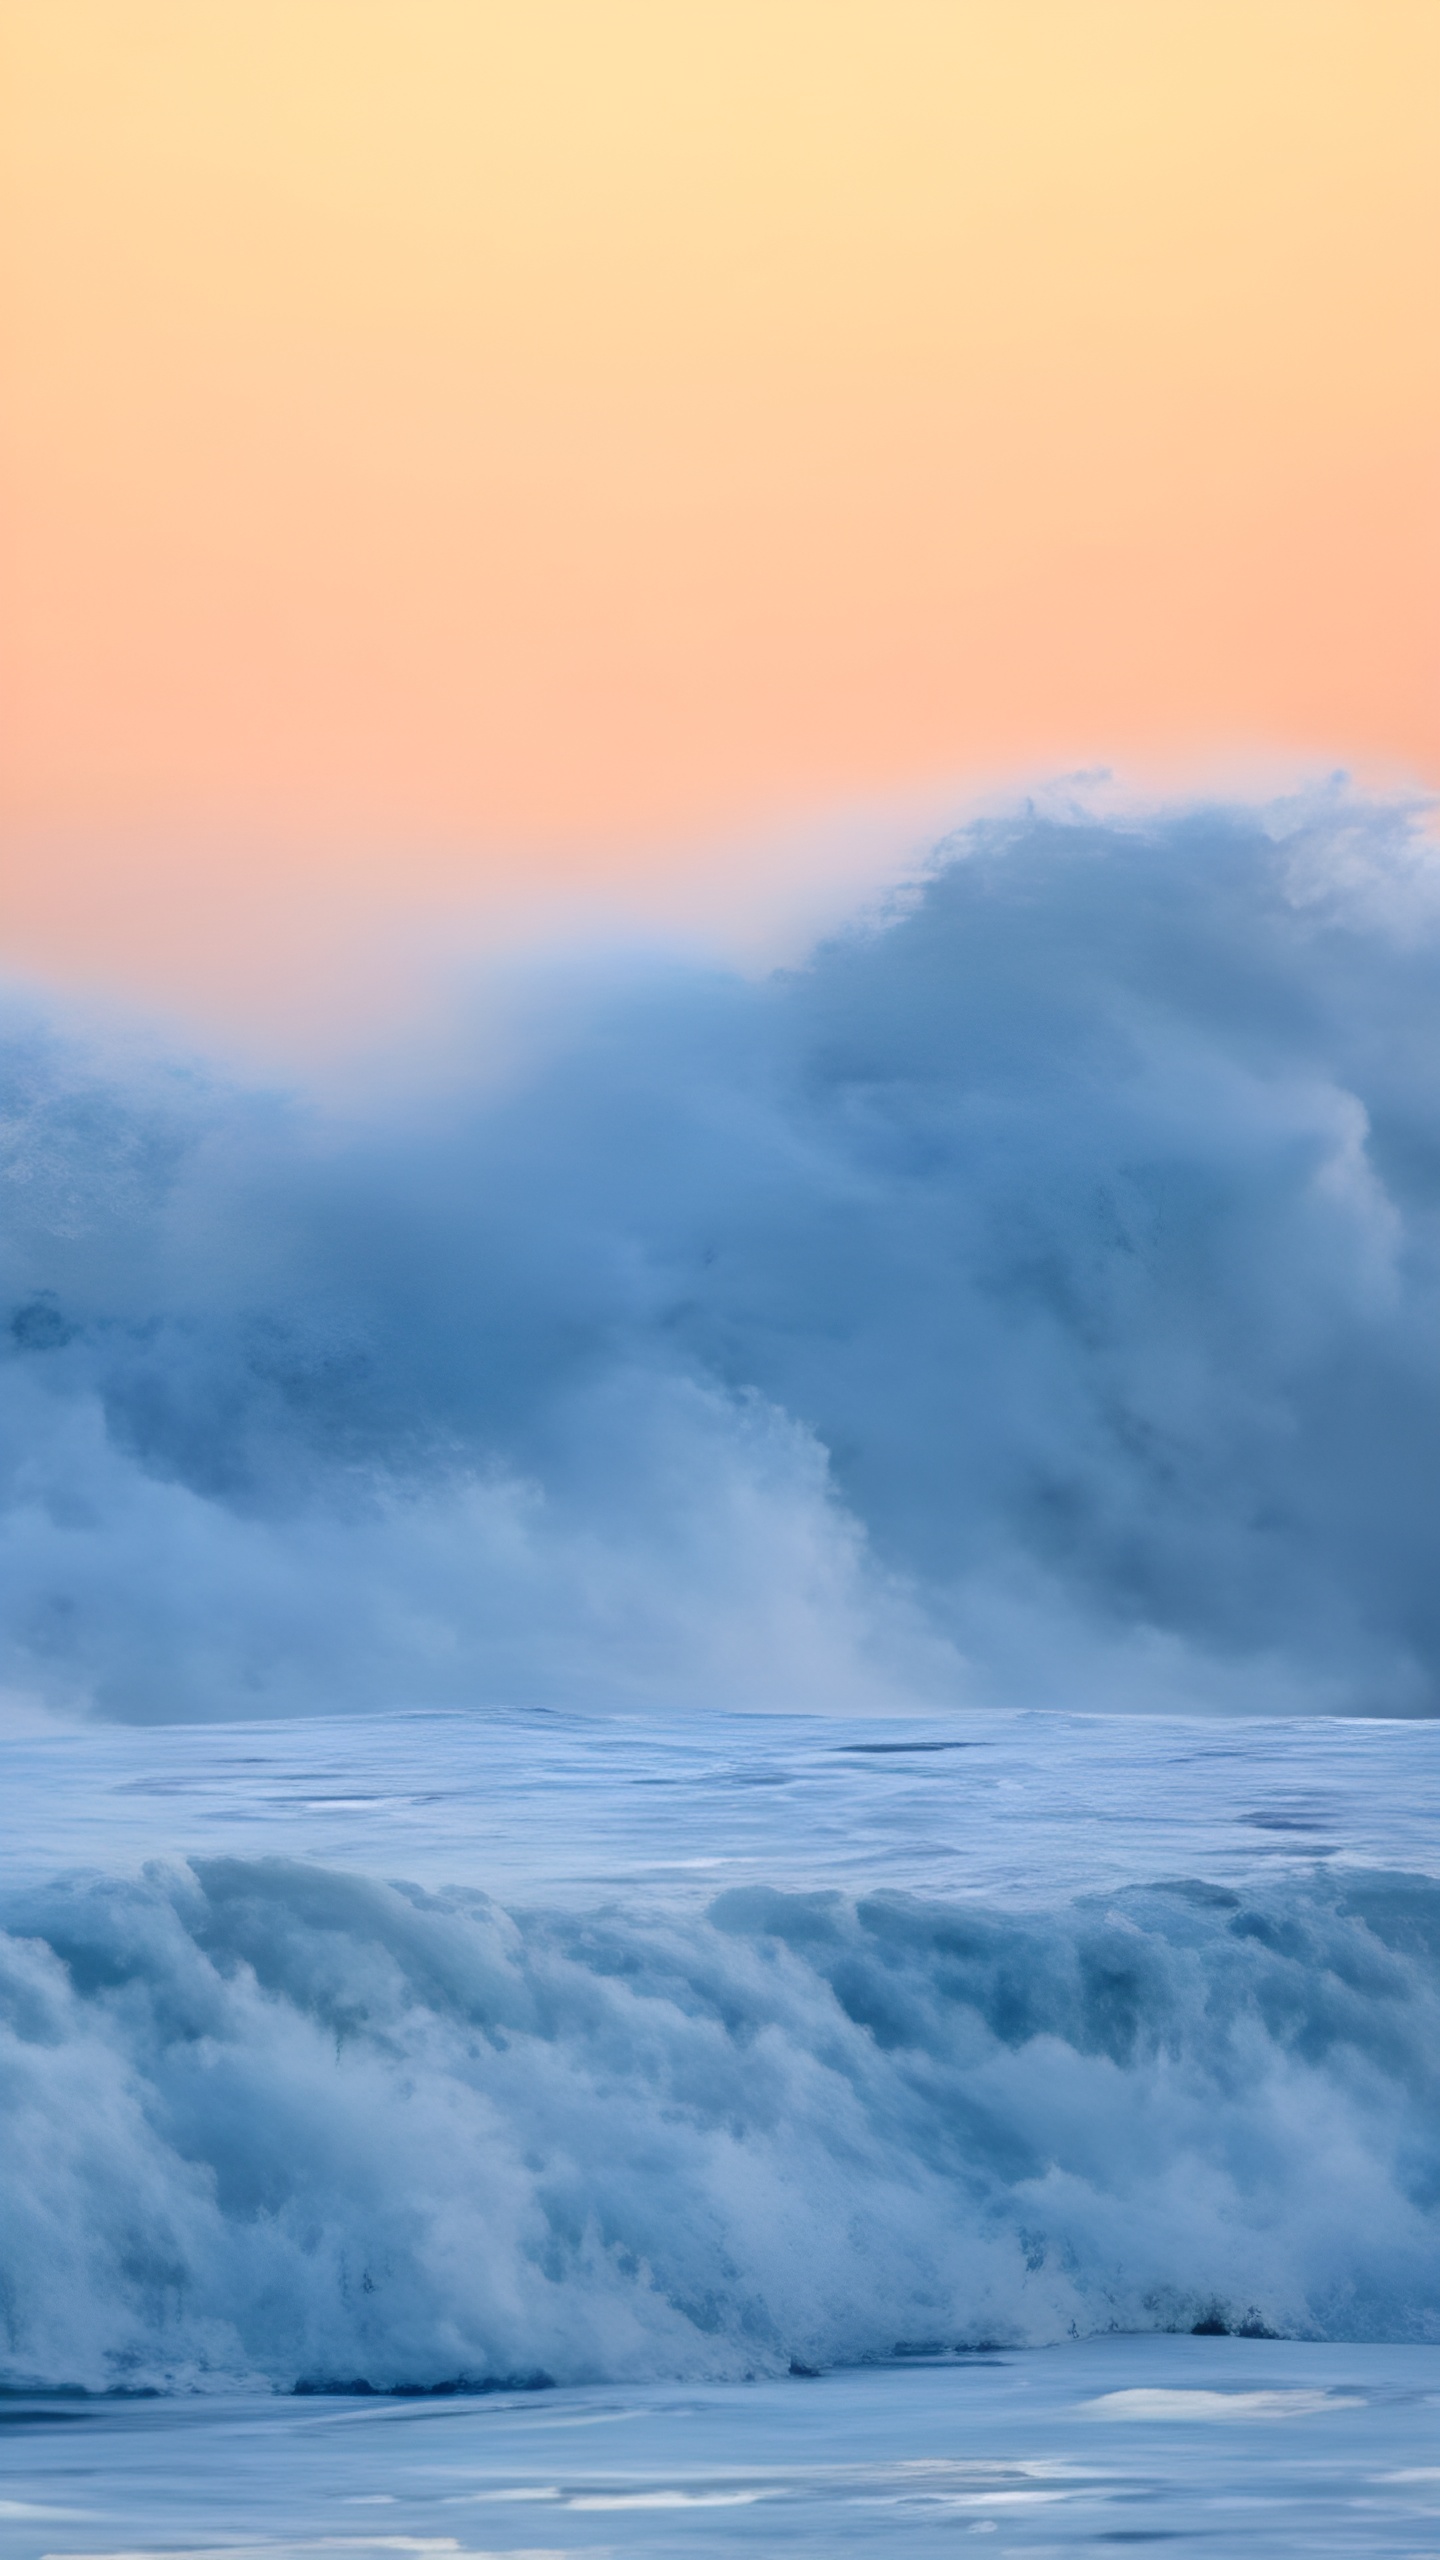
(4, 1856, 1437, 2389)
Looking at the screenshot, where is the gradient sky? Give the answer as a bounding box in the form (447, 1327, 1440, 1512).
(1, 0, 1436, 1033)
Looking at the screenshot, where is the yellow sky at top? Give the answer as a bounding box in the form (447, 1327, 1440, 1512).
(0, 0, 1436, 1027)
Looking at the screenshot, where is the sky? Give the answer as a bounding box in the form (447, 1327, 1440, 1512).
(1, 0, 1436, 1038)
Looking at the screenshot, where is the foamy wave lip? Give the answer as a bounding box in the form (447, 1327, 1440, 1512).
(3, 1855, 1437, 2393)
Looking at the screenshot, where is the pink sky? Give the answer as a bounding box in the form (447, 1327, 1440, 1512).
(2, 1, 1436, 1041)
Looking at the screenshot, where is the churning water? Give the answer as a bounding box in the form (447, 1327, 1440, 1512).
(6, 796, 1440, 2548)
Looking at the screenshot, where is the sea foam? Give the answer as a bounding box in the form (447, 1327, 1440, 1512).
(4, 1854, 1437, 2392)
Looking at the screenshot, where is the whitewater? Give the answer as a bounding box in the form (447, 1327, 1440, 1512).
(4, 792, 1440, 2550)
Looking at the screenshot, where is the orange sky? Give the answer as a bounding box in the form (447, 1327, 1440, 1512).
(1, 0, 1436, 1034)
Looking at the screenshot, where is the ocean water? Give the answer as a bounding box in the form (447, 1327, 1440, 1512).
(8, 796, 1440, 2547)
(5, 2340, 1440, 2558)
(4, 1706, 1440, 2554)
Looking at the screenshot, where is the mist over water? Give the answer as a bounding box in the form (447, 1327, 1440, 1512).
(5, 787, 1440, 1724)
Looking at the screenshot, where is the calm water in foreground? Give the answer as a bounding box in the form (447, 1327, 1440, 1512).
(4, 2342, 1440, 2557)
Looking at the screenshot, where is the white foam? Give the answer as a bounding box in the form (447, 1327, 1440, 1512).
(1083, 2387, 1362, 2419)
(4, 1847, 1437, 2392)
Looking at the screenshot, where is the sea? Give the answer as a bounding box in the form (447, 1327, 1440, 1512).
(3, 1704, 1438, 2556)
(8, 796, 1440, 2547)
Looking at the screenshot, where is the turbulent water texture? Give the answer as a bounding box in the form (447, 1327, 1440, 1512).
(4, 1847, 1439, 2393)
(4, 795, 1440, 2434)
(5, 1705, 1436, 1905)
(7, 788, 1440, 1723)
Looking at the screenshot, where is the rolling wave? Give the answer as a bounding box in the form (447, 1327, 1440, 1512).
(4, 1856, 1437, 2390)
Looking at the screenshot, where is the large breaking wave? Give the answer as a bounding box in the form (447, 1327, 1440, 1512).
(3, 1856, 1438, 2389)
(6, 785, 1440, 1721)
(5, 788, 1440, 2393)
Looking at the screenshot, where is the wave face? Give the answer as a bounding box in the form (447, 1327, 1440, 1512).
(3, 1856, 1438, 2389)
(6, 788, 1440, 1721)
